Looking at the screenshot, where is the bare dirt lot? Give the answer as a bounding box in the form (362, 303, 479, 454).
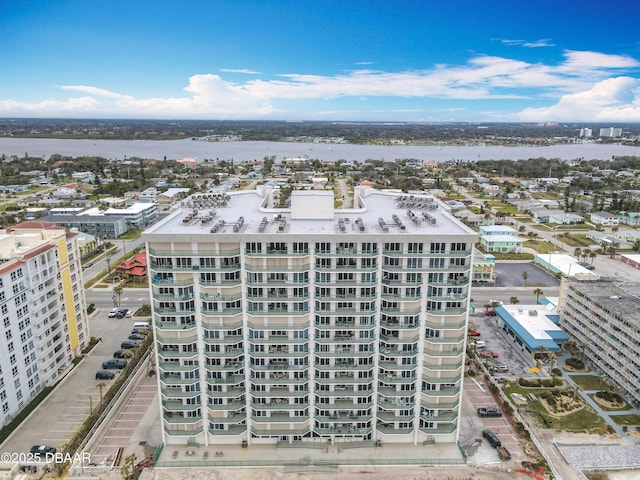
(141, 466, 541, 480)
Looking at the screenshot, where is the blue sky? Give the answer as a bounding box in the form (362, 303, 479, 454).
(2, 0, 640, 122)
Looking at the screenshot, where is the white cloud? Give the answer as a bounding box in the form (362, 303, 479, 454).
(0, 50, 638, 119)
(58, 85, 132, 99)
(219, 68, 262, 74)
(514, 77, 640, 121)
(500, 38, 555, 48)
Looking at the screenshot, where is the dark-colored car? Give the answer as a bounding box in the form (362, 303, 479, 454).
(483, 429, 501, 448)
(120, 340, 140, 349)
(95, 370, 115, 380)
(486, 309, 497, 316)
(477, 406, 503, 418)
(115, 308, 129, 318)
(30, 445, 56, 455)
(102, 359, 126, 369)
(128, 333, 145, 340)
(113, 349, 133, 359)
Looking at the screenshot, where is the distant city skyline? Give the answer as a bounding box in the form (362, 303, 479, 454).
(1, 0, 640, 122)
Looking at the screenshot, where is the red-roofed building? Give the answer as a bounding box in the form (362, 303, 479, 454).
(116, 251, 147, 283)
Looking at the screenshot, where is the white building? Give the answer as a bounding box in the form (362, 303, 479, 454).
(143, 188, 476, 448)
(599, 127, 623, 138)
(0, 221, 89, 426)
(590, 211, 620, 226)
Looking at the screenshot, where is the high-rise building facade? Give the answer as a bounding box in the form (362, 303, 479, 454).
(559, 278, 640, 406)
(0, 221, 89, 426)
(144, 187, 476, 447)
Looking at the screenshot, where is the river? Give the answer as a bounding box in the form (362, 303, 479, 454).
(0, 137, 639, 163)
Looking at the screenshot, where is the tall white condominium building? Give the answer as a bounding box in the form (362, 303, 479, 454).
(0, 221, 89, 426)
(599, 127, 623, 138)
(559, 278, 640, 407)
(144, 187, 476, 447)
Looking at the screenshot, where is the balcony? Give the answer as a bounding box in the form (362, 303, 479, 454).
(157, 348, 199, 359)
(151, 275, 194, 287)
(162, 413, 203, 425)
(156, 333, 198, 344)
(160, 376, 200, 386)
(156, 321, 196, 331)
(376, 423, 413, 434)
(250, 375, 308, 385)
(208, 425, 247, 436)
(423, 347, 463, 357)
(423, 318, 466, 330)
(161, 387, 202, 399)
(158, 362, 199, 373)
(154, 306, 196, 316)
(251, 387, 309, 398)
(207, 412, 247, 424)
(207, 400, 246, 411)
(421, 385, 461, 397)
(250, 400, 310, 410)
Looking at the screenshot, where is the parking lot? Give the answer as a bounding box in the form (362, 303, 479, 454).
(493, 262, 560, 288)
(0, 310, 148, 456)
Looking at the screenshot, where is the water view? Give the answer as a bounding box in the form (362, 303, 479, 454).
(1, 137, 639, 163)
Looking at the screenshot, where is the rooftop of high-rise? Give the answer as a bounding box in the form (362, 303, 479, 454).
(144, 186, 476, 238)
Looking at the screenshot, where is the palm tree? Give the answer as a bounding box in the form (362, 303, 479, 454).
(581, 248, 591, 264)
(522, 270, 529, 287)
(589, 251, 597, 265)
(510, 296, 519, 305)
(573, 248, 582, 260)
(533, 288, 544, 303)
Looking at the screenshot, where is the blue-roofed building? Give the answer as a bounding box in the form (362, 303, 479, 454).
(494, 300, 569, 354)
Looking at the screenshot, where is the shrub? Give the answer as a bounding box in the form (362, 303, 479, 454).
(87, 303, 96, 315)
(566, 357, 585, 370)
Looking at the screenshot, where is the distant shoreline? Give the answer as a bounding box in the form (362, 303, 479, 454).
(1, 137, 639, 163)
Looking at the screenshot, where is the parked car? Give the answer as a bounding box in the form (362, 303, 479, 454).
(482, 429, 502, 448)
(115, 308, 129, 318)
(472, 340, 486, 349)
(486, 309, 497, 316)
(30, 445, 56, 455)
(95, 370, 115, 380)
(113, 350, 132, 359)
(479, 350, 499, 358)
(128, 333, 145, 340)
(468, 329, 481, 337)
(102, 359, 126, 369)
(125, 310, 134, 318)
(108, 308, 118, 318)
(477, 406, 503, 418)
(120, 341, 140, 349)
(497, 446, 511, 460)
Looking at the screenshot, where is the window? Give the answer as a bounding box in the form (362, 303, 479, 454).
(315, 242, 331, 254)
(429, 242, 446, 253)
(245, 242, 262, 254)
(293, 242, 308, 254)
(408, 242, 423, 254)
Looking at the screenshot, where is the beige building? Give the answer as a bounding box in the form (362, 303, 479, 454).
(143, 187, 476, 447)
(0, 221, 89, 426)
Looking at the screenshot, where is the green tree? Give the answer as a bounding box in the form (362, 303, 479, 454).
(509, 296, 519, 305)
(573, 247, 582, 259)
(533, 288, 544, 303)
(522, 270, 529, 287)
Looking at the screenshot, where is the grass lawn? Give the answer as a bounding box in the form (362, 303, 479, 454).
(556, 234, 593, 248)
(569, 375, 608, 391)
(610, 414, 640, 426)
(523, 240, 561, 254)
(505, 383, 610, 434)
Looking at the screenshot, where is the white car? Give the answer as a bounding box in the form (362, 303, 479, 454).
(473, 340, 486, 349)
(125, 310, 134, 318)
(108, 308, 118, 318)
